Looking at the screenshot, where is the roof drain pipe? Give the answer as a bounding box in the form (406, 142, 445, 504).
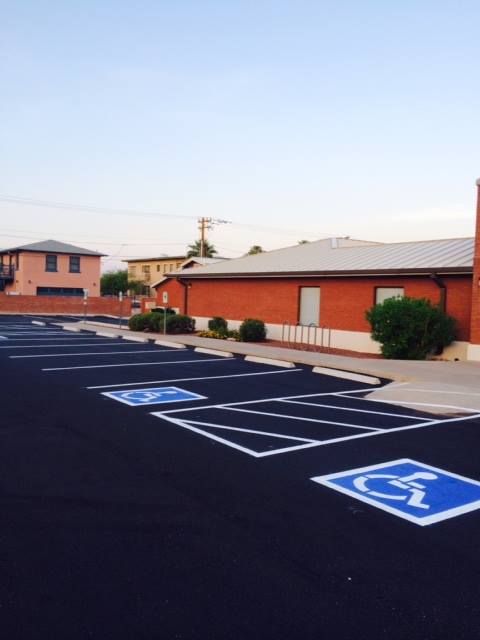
(429, 273, 447, 356)
(429, 273, 446, 312)
(176, 277, 189, 315)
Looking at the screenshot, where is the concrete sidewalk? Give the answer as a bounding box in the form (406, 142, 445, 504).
(66, 320, 480, 415)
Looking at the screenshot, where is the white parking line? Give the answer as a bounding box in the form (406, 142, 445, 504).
(222, 406, 383, 431)
(42, 357, 236, 371)
(155, 406, 480, 457)
(86, 368, 302, 389)
(161, 387, 378, 414)
(0, 342, 144, 349)
(11, 349, 181, 359)
(155, 414, 324, 458)
(340, 396, 478, 414)
(278, 398, 427, 421)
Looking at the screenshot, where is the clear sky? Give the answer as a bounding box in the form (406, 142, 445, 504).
(1, 1, 479, 270)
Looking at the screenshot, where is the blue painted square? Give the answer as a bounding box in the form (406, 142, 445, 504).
(312, 459, 480, 526)
(103, 386, 205, 407)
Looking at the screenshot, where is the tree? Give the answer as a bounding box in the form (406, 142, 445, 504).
(246, 245, 264, 255)
(366, 296, 456, 360)
(186, 239, 217, 258)
(100, 269, 144, 296)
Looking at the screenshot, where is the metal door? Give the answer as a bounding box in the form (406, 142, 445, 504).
(299, 287, 320, 326)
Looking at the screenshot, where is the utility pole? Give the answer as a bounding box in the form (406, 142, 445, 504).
(197, 217, 230, 257)
(198, 217, 212, 258)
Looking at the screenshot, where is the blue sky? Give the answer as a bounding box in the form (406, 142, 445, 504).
(1, 1, 479, 268)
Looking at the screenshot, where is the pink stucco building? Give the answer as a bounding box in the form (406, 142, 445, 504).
(0, 240, 104, 296)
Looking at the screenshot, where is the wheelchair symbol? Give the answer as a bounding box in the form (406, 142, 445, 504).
(353, 471, 438, 510)
(123, 390, 177, 403)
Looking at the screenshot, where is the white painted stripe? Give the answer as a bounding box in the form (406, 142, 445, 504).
(0, 337, 104, 342)
(96, 331, 117, 338)
(245, 355, 296, 368)
(278, 399, 427, 421)
(123, 336, 150, 343)
(294, 412, 480, 449)
(222, 406, 382, 431)
(155, 414, 329, 458)
(63, 326, 81, 332)
(154, 340, 186, 349)
(312, 366, 380, 385)
(195, 347, 234, 358)
(161, 387, 378, 414)
(10, 349, 180, 359)
(0, 342, 151, 349)
(181, 419, 318, 442)
(1, 342, 127, 349)
(349, 398, 479, 414)
(42, 357, 235, 372)
(86, 368, 302, 390)
(32, 321, 46, 326)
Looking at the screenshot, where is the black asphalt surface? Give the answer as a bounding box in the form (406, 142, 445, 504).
(1, 314, 480, 639)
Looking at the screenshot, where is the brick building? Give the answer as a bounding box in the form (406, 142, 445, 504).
(154, 180, 480, 361)
(0, 239, 104, 296)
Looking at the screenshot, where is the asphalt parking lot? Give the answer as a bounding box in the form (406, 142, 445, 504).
(2, 314, 480, 639)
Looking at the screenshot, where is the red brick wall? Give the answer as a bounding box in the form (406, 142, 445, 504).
(154, 279, 186, 312)
(0, 294, 131, 316)
(156, 275, 472, 341)
(470, 182, 480, 344)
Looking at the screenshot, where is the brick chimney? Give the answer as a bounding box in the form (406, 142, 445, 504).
(469, 178, 480, 348)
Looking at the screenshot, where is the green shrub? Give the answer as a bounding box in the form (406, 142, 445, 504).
(366, 296, 456, 360)
(148, 309, 176, 333)
(128, 313, 152, 332)
(166, 314, 195, 334)
(239, 318, 266, 342)
(208, 316, 228, 333)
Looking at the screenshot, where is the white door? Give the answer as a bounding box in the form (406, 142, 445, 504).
(299, 287, 320, 326)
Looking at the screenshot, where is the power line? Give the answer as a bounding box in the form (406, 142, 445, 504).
(0, 193, 333, 238)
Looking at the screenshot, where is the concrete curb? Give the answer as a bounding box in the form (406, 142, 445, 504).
(312, 366, 380, 385)
(245, 356, 297, 368)
(96, 331, 117, 338)
(123, 336, 149, 343)
(195, 347, 234, 358)
(155, 340, 186, 349)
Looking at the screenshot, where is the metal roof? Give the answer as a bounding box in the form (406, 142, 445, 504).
(0, 239, 105, 257)
(172, 237, 474, 278)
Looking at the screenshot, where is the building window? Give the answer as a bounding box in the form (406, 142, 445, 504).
(157, 264, 161, 272)
(176, 262, 182, 269)
(45, 255, 57, 272)
(142, 265, 151, 281)
(163, 264, 168, 273)
(129, 266, 137, 277)
(69, 256, 81, 273)
(375, 287, 404, 304)
(37, 286, 84, 296)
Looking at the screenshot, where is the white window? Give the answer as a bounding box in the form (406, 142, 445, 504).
(375, 287, 404, 304)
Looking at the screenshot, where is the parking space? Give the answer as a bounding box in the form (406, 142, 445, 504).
(2, 314, 480, 639)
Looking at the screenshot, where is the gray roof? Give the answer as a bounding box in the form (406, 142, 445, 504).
(171, 237, 474, 278)
(0, 239, 105, 257)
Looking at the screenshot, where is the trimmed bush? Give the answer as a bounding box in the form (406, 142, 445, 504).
(208, 316, 228, 333)
(239, 318, 266, 342)
(366, 296, 456, 360)
(128, 313, 152, 332)
(148, 309, 176, 333)
(166, 314, 195, 334)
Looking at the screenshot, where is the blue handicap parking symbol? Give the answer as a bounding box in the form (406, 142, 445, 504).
(103, 386, 205, 407)
(312, 459, 480, 526)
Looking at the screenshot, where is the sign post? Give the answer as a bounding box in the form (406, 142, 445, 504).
(118, 291, 124, 328)
(162, 291, 169, 335)
(83, 288, 89, 323)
